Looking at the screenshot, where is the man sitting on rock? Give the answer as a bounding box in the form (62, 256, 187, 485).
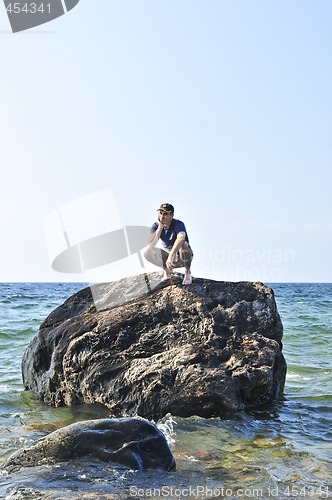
(143, 203, 193, 285)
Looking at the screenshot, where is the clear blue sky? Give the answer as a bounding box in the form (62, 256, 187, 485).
(0, 0, 331, 282)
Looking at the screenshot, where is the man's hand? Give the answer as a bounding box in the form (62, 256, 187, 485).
(166, 255, 175, 271)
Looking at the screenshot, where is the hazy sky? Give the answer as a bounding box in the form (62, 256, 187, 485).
(0, 0, 331, 283)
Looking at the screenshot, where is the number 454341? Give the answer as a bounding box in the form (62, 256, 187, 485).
(6, 3, 51, 14)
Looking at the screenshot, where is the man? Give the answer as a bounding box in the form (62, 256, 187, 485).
(143, 203, 193, 285)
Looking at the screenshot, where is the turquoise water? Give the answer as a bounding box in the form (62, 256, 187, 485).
(0, 282, 331, 499)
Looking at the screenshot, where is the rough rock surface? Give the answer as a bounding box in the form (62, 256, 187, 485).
(22, 273, 286, 419)
(4, 417, 175, 472)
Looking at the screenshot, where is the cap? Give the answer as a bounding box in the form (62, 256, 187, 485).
(157, 203, 174, 214)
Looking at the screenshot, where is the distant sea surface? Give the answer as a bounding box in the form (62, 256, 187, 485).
(0, 282, 331, 499)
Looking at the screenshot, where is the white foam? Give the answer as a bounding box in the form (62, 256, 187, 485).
(157, 415, 177, 444)
(287, 373, 313, 381)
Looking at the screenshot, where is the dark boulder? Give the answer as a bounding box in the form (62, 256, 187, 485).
(22, 272, 286, 419)
(4, 417, 175, 472)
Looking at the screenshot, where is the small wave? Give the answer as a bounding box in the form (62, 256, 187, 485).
(185, 455, 199, 462)
(0, 332, 11, 340)
(304, 394, 332, 403)
(0, 327, 36, 339)
(286, 373, 314, 381)
(18, 327, 36, 335)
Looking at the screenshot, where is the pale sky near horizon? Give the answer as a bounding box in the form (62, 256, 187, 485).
(0, 1, 331, 283)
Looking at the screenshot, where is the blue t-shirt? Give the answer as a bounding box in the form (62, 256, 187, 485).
(151, 218, 189, 249)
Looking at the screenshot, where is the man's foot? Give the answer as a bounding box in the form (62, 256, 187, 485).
(161, 270, 172, 281)
(182, 273, 192, 285)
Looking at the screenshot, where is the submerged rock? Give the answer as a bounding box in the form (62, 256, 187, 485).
(4, 487, 44, 499)
(4, 417, 175, 472)
(22, 272, 286, 419)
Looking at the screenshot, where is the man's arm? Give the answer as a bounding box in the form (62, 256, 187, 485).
(147, 222, 164, 247)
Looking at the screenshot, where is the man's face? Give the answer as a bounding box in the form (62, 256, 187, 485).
(158, 210, 173, 227)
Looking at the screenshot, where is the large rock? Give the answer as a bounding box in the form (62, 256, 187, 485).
(22, 273, 286, 419)
(4, 417, 175, 472)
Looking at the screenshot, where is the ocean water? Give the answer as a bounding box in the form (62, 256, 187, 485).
(0, 281, 331, 499)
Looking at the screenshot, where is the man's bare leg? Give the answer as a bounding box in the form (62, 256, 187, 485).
(161, 267, 172, 281)
(179, 243, 193, 285)
(143, 246, 172, 280)
(182, 271, 192, 285)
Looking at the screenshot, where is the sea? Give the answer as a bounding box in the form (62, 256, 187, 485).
(0, 282, 331, 500)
